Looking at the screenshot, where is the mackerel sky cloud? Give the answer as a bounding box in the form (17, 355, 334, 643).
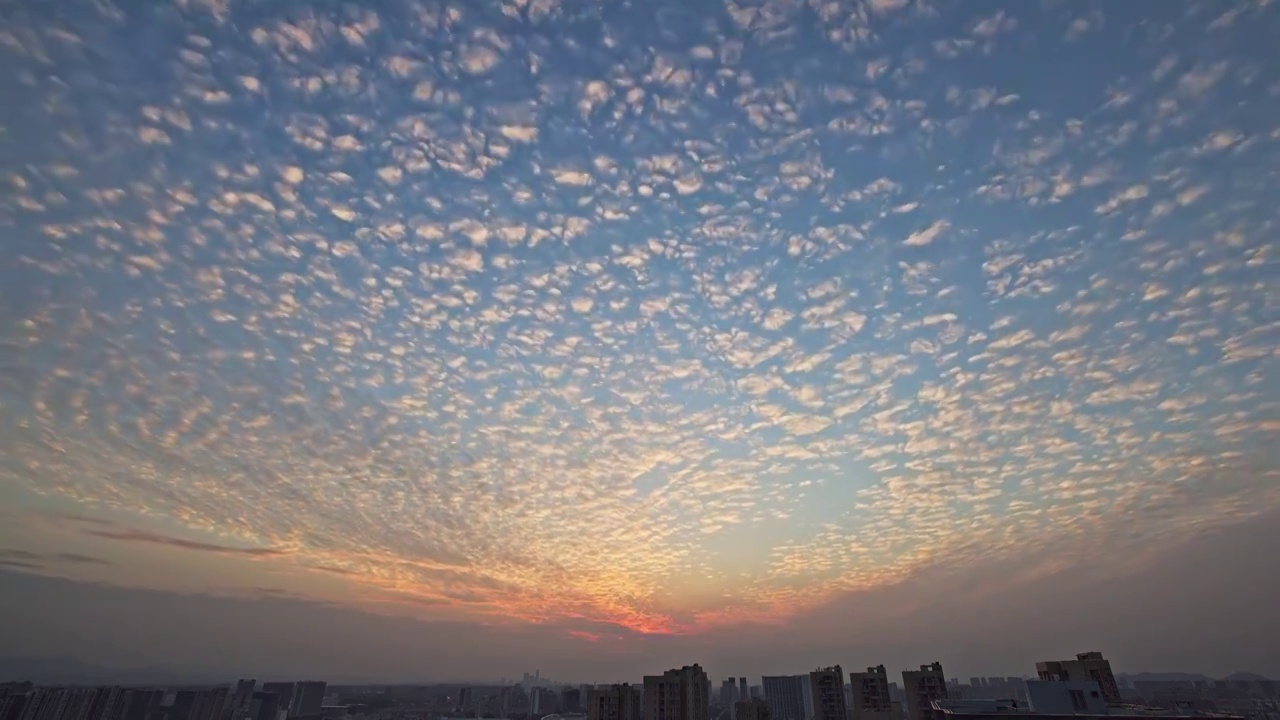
(0, 0, 1278, 679)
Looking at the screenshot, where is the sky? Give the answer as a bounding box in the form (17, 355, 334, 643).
(0, 0, 1277, 683)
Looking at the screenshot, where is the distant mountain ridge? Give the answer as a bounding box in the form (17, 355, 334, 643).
(1117, 671, 1275, 684)
(1118, 672, 1214, 683)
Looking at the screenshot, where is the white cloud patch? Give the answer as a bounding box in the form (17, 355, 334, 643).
(903, 220, 950, 247)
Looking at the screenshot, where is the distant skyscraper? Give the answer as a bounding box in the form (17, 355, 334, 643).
(808, 668, 847, 720)
(1036, 652, 1120, 705)
(739, 680, 748, 708)
(902, 663, 947, 720)
(588, 685, 642, 720)
(562, 688, 583, 714)
(763, 676, 811, 720)
(259, 686, 294, 719)
(722, 680, 739, 707)
(531, 688, 559, 715)
(288, 683, 325, 720)
(501, 685, 529, 716)
(735, 699, 773, 720)
(643, 665, 709, 720)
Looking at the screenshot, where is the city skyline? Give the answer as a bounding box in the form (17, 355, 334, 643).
(5, 662, 1279, 720)
(2, 654, 1273, 689)
(2, 0, 1279, 685)
(0, 640, 1275, 690)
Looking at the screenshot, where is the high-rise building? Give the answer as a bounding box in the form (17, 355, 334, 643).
(643, 665, 709, 720)
(288, 684, 325, 720)
(808, 668, 847, 720)
(721, 681, 739, 707)
(0, 693, 28, 720)
(763, 676, 812, 720)
(503, 685, 530, 716)
(1036, 652, 1120, 705)
(562, 688, 583, 714)
(251, 692, 280, 720)
(17, 688, 114, 720)
(230, 682, 256, 720)
(259, 686, 294, 719)
(588, 685, 642, 720)
(903, 664, 947, 720)
(118, 690, 163, 720)
(185, 689, 228, 720)
(530, 688, 558, 715)
(735, 699, 773, 720)
(851, 666, 899, 720)
(739, 681, 748, 709)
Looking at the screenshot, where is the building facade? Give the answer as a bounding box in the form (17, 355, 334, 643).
(850, 666, 899, 720)
(721, 681, 738, 708)
(643, 666, 708, 720)
(1035, 652, 1120, 705)
(762, 676, 811, 720)
(903, 663, 948, 720)
(289, 683, 325, 720)
(230, 682, 256, 720)
(259, 686, 294, 719)
(588, 685, 642, 720)
(808, 668, 847, 720)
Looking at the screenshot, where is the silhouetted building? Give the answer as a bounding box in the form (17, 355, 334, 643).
(588, 685, 642, 720)
(0, 693, 28, 720)
(808, 668, 847, 720)
(502, 685, 530, 716)
(722, 681, 739, 708)
(119, 690, 164, 720)
(903, 664, 948, 720)
(763, 676, 812, 720)
(251, 692, 280, 720)
(851, 666, 899, 720)
(531, 688, 559, 715)
(736, 699, 772, 720)
(644, 665, 709, 720)
(562, 689, 583, 714)
(1035, 653, 1120, 706)
(187, 689, 228, 720)
(740, 682, 749, 710)
(230, 683, 256, 720)
(289, 684, 325, 720)
(260, 687, 294, 719)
